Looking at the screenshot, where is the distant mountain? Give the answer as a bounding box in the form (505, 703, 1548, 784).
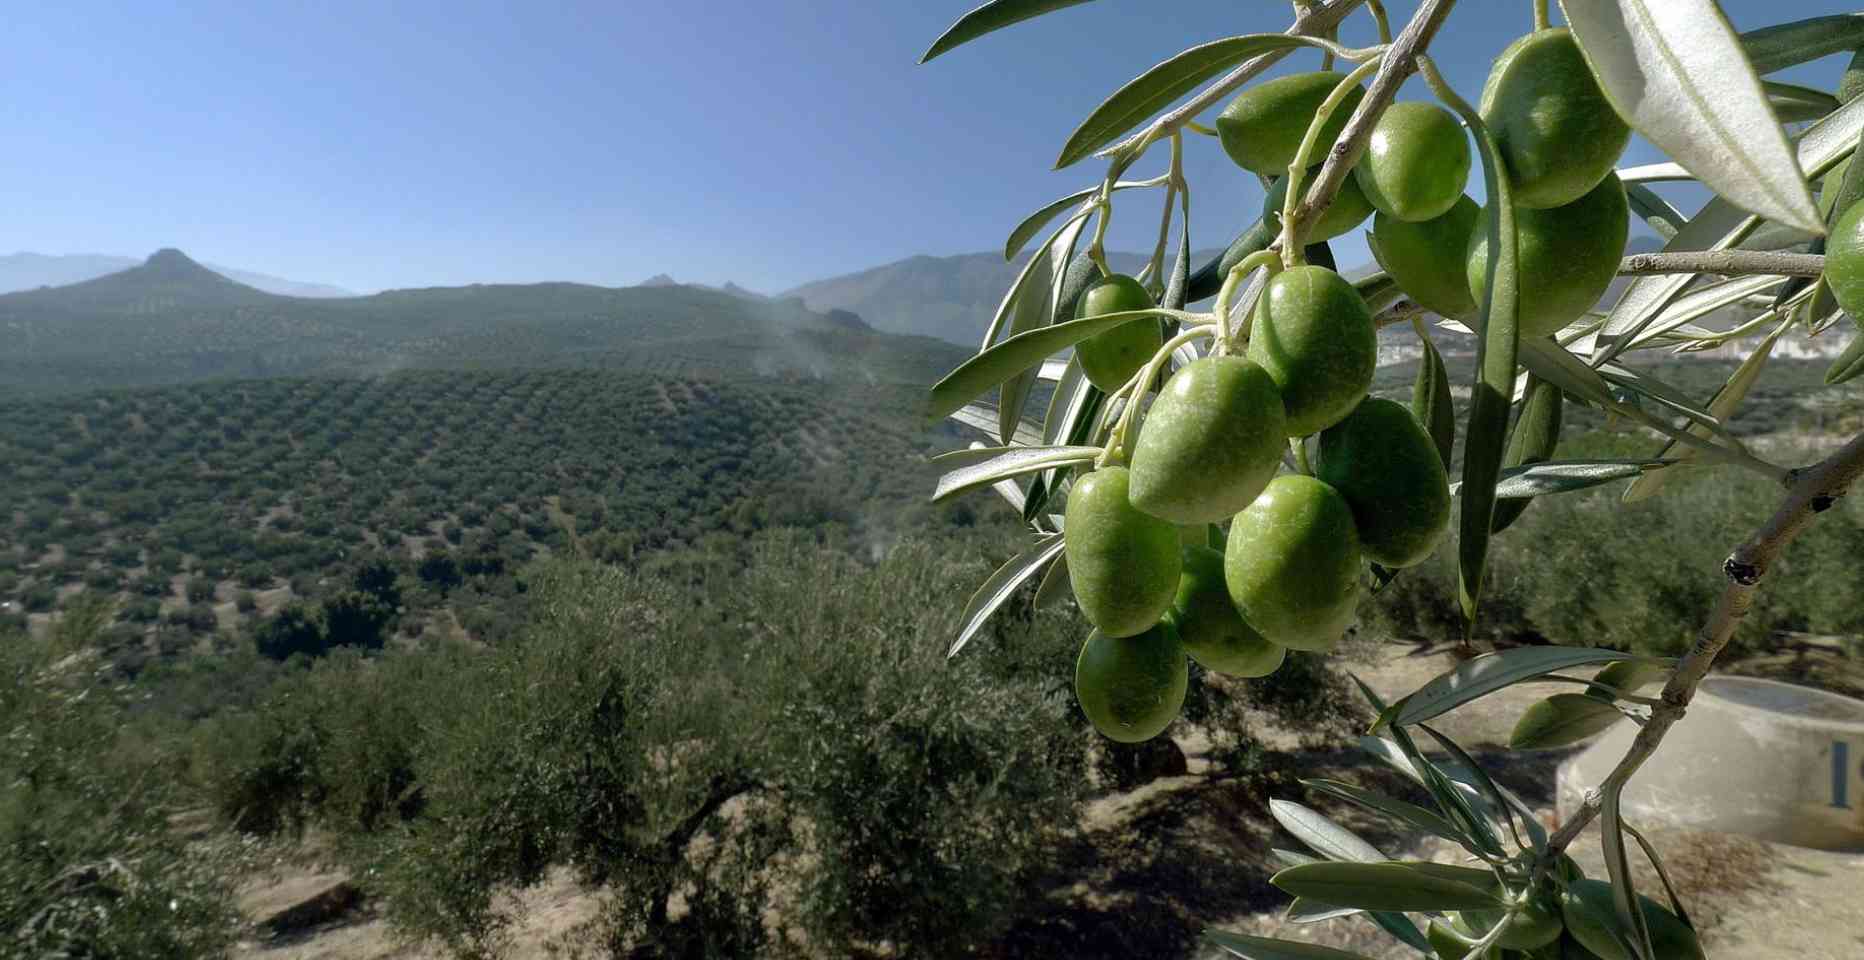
(0, 250, 958, 393)
(784, 250, 1225, 346)
(637, 274, 768, 301)
(0, 251, 355, 298)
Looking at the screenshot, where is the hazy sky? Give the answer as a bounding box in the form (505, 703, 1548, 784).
(2, 1, 1855, 293)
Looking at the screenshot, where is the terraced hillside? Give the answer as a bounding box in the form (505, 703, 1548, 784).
(0, 369, 992, 656)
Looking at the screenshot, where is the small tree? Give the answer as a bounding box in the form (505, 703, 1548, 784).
(920, 3, 1864, 958)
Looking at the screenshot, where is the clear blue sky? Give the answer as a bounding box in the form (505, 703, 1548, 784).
(1, 1, 1854, 294)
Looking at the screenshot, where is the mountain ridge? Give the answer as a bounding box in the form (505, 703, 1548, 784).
(0, 250, 356, 298)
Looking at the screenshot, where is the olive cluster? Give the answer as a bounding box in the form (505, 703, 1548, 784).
(1420, 858, 1701, 960)
(1064, 29, 1637, 747)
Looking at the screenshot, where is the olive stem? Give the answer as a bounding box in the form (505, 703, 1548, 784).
(1275, 0, 1460, 261)
(1533, 0, 1551, 31)
(1279, 54, 1387, 265)
(1617, 250, 1825, 278)
(1290, 438, 1313, 475)
(1098, 325, 1218, 466)
(1094, 0, 1369, 163)
(1540, 428, 1864, 868)
(1185, 120, 1221, 137)
(1142, 135, 1187, 292)
(1366, 0, 1394, 43)
(1212, 249, 1284, 352)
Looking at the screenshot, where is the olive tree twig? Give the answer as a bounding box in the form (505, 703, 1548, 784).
(1279, 0, 1459, 248)
(1541, 428, 1864, 863)
(1618, 251, 1826, 278)
(1094, 0, 1368, 163)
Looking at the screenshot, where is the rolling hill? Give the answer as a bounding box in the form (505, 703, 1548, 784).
(784, 250, 1221, 345)
(0, 249, 967, 393)
(0, 250, 355, 298)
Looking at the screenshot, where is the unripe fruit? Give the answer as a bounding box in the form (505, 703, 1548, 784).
(1354, 101, 1472, 222)
(1466, 172, 1629, 339)
(1246, 265, 1377, 437)
(1224, 475, 1362, 652)
(1217, 71, 1367, 176)
(1075, 622, 1188, 743)
(1480, 28, 1631, 209)
(1560, 880, 1705, 960)
(1169, 545, 1285, 677)
(1128, 356, 1286, 523)
(1824, 197, 1864, 316)
(1262, 166, 1375, 241)
(1064, 466, 1181, 638)
(1369, 196, 1481, 319)
(1074, 274, 1163, 393)
(1316, 397, 1451, 569)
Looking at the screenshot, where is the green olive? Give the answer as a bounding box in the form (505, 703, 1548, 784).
(1074, 274, 1163, 393)
(1128, 356, 1286, 524)
(1466, 172, 1628, 339)
(1370, 195, 1481, 319)
(1824, 196, 1864, 316)
(1246, 265, 1377, 437)
(1074, 622, 1188, 743)
(1560, 879, 1705, 960)
(1217, 71, 1367, 176)
(1064, 465, 1181, 638)
(1262, 165, 1376, 241)
(1480, 28, 1631, 209)
(1168, 545, 1285, 677)
(1354, 101, 1472, 222)
(1316, 397, 1451, 569)
(1224, 475, 1362, 653)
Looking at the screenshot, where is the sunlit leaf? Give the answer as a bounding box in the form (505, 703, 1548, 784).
(928, 307, 1199, 421)
(1510, 693, 1627, 749)
(1271, 861, 1504, 912)
(946, 402, 1043, 446)
(1004, 180, 1153, 261)
(932, 445, 1101, 502)
(1057, 34, 1326, 169)
(1589, 659, 1672, 700)
(1624, 319, 1784, 502)
(1300, 778, 1465, 844)
(1765, 80, 1841, 123)
(1386, 647, 1643, 729)
(1269, 799, 1384, 863)
(1286, 898, 1361, 923)
(921, 0, 1095, 63)
(947, 533, 1066, 659)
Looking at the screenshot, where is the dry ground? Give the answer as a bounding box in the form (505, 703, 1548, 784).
(232, 641, 1864, 960)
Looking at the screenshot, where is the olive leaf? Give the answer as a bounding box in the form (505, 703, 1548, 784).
(1031, 552, 1070, 610)
(1185, 217, 1276, 304)
(1562, 0, 1821, 232)
(1519, 338, 1614, 407)
(1624, 319, 1785, 502)
(931, 445, 1101, 502)
(920, 0, 1095, 63)
(1163, 187, 1193, 311)
(1596, 94, 1864, 364)
(1825, 333, 1864, 385)
(1625, 182, 1685, 239)
(1384, 647, 1642, 729)
(1452, 84, 1522, 633)
(1268, 799, 1384, 863)
(1057, 34, 1331, 169)
(1510, 693, 1628, 749)
(946, 533, 1066, 659)
(1624, 274, 1788, 352)
(946, 402, 1044, 446)
(1204, 930, 1379, 960)
(1270, 862, 1505, 912)
(1617, 161, 1692, 184)
(1740, 13, 1864, 75)
(1602, 795, 1658, 960)
(998, 213, 1090, 443)
(1004, 180, 1152, 261)
(1412, 322, 1456, 470)
(982, 209, 1091, 351)
(1492, 375, 1563, 533)
(1415, 723, 1536, 854)
(1765, 80, 1841, 123)
(927, 307, 1200, 422)
(1285, 898, 1360, 924)
(1300, 778, 1465, 844)
(1621, 820, 1694, 928)
(1589, 659, 1672, 700)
